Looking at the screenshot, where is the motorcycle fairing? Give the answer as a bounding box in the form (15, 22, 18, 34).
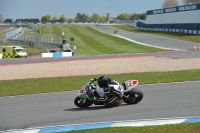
(109, 84, 121, 91)
(124, 80, 138, 92)
(78, 85, 90, 99)
(79, 94, 90, 99)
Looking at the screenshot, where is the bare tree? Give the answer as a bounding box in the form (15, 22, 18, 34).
(183, 0, 200, 4)
(162, 0, 179, 8)
(0, 14, 3, 23)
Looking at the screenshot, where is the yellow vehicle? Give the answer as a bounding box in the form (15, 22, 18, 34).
(0, 46, 27, 58)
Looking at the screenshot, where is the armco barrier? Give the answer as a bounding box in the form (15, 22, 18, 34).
(42, 52, 74, 58)
(135, 27, 200, 35)
(0, 54, 2, 59)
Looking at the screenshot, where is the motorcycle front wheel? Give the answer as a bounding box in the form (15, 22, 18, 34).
(123, 88, 143, 104)
(74, 96, 93, 108)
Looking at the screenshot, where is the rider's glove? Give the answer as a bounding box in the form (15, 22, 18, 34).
(90, 78, 97, 82)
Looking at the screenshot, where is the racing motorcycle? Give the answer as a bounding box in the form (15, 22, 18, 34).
(74, 78, 143, 108)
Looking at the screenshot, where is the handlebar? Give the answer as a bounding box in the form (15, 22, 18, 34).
(90, 78, 97, 83)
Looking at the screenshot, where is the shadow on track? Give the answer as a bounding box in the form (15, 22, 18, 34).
(65, 103, 135, 112)
(64, 106, 107, 112)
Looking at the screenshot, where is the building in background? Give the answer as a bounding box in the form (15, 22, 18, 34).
(136, 3, 200, 31)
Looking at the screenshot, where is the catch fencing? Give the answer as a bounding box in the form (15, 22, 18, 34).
(27, 23, 38, 31)
(3, 24, 62, 49)
(3, 27, 23, 42)
(8, 33, 62, 49)
(8, 40, 61, 49)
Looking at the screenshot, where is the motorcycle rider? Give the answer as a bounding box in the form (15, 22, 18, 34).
(92, 76, 124, 106)
(114, 29, 118, 34)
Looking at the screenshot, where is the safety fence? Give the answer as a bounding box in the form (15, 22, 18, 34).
(8, 39, 61, 49)
(27, 23, 38, 31)
(3, 27, 23, 42)
(3, 24, 63, 49)
(17, 33, 63, 44)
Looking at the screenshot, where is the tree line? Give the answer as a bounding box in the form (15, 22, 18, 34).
(40, 13, 147, 23)
(2, 12, 147, 24)
(162, 0, 200, 8)
(3, 18, 40, 23)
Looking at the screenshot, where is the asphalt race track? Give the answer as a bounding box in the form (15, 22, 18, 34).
(0, 25, 200, 131)
(0, 81, 200, 130)
(93, 25, 200, 50)
(0, 51, 200, 66)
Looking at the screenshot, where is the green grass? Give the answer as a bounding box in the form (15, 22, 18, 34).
(0, 69, 200, 97)
(0, 32, 5, 43)
(59, 123, 200, 133)
(37, 24, 164, 56)
(112, 25, 200, 43)
(0, 33, 4, 37)
(24, 29, 36, 34)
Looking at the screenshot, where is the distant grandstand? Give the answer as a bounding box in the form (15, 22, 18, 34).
(136, 3, 200, 31)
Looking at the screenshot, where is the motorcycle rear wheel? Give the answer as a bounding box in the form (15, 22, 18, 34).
(74, 96, 93, 108)
(123, 88, 143, 104)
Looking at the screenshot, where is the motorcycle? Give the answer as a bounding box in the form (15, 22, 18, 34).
(74, 78, 143, 108)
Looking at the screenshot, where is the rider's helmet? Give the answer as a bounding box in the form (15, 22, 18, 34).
(97, 76, 109, 88)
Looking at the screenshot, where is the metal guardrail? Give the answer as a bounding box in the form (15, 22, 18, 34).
(3, 27, 23, 42)
(27, 23, 38, 31)
(8, 39, 61, 49)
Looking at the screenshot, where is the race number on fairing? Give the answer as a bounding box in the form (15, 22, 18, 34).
(126, 80, 138, 87)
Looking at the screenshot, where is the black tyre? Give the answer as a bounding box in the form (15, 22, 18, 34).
(124, 88, 143, 104)
(74, 96, 93, 108)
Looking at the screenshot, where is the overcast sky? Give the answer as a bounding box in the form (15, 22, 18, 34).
(0, 0, 183, 20)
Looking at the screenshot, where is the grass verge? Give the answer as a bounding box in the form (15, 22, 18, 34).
(59, 123, 200, 133)
(37, 24, 163, 56)
(111, 25, 200, 43)
(0, 69, 200, 97)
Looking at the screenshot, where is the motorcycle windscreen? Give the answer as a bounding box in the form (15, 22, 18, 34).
(78, 85, 90, 99)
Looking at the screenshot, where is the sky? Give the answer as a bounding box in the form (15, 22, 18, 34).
(0, 0, 183, 20)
